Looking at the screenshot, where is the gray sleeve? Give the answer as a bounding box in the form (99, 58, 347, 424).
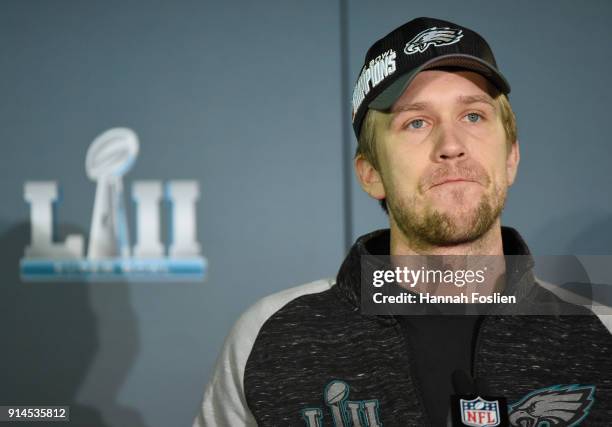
(193, 278, 334, 426)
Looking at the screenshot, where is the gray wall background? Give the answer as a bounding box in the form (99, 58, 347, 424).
(0, 1, 610, 426)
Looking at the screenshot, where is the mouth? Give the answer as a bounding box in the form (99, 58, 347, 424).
(428, 178, 478, 190)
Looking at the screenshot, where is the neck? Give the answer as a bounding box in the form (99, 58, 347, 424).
(389, 219, 507, 296)
(389, 218, 505, 256)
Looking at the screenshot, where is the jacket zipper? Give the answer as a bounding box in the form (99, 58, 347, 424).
(392, 321, 432, 426)
(471, 315, 489, 383)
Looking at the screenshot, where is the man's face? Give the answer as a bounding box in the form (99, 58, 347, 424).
(364, 70, 519, 249)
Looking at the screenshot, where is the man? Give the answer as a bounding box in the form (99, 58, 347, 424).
(195, 17, 612, 426)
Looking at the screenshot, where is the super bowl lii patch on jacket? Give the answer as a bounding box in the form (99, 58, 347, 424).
(300, 382, 595, 426)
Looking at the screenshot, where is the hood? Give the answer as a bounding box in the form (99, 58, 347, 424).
(333, 227, 583, 319)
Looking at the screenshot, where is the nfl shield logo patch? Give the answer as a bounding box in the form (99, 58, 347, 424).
(460, 396, 501, 427)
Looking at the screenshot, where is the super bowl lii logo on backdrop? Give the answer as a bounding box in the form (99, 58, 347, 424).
(20, 128, 207, 282)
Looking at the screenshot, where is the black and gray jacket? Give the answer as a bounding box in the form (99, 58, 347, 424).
(194, 228, 612, 426)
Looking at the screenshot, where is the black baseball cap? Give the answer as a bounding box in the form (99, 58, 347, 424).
(351, 17, 510, 138)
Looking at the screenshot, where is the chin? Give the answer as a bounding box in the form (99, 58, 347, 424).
(389, 186, 505, 248)
(426, 203, 500, 245)
(443, 225, 490, 245)
(433, 203, 483, 223)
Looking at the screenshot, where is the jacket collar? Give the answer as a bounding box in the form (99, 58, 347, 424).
(334, 226, 536, 314)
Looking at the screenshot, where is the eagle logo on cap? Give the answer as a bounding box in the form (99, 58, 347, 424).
(404, 27, 463, 55)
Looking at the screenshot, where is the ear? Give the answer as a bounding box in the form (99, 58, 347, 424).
(506, 139, 520, 186)
(354, 155, 386, 200)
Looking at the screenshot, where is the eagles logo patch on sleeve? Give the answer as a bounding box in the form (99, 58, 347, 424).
(508, 385, 595, 427)
(403, 27, 464, 55)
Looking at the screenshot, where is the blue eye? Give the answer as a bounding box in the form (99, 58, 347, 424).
(408, 119, 425, 129)
(466, 112, 481, 123)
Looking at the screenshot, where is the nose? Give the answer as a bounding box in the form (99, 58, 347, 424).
(431, 123, 468, 162)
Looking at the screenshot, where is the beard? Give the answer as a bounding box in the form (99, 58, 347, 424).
(387, 179, 507, 249)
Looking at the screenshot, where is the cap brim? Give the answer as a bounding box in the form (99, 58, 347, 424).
(368, 54, 511, 111)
